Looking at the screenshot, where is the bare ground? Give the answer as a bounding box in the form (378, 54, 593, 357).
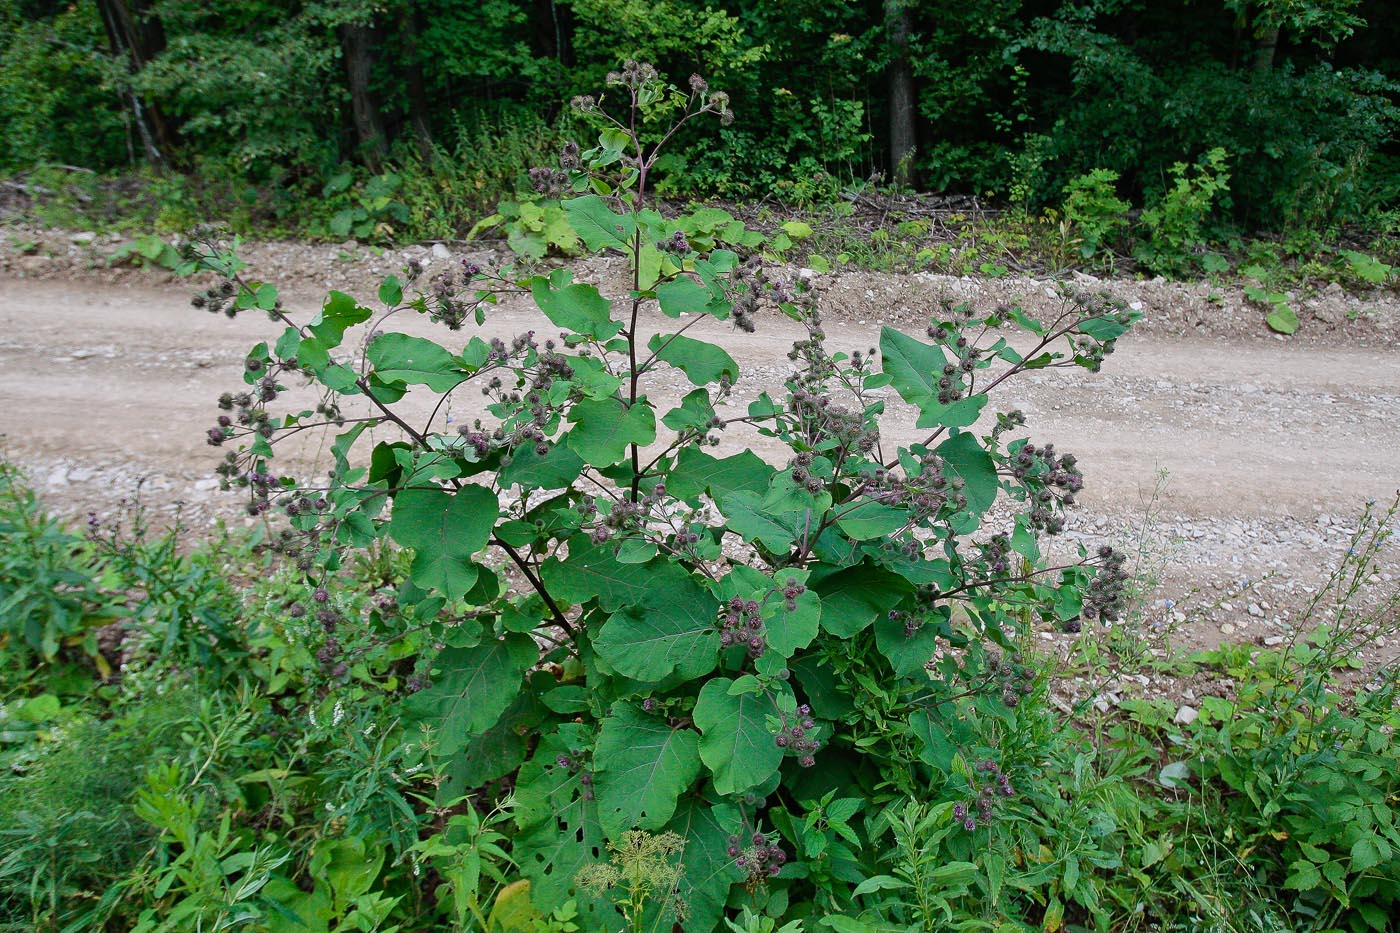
(1, 229, 1396, 685)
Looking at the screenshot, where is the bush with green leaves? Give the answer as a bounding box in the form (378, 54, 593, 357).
(1061, 168, 1130, 261)
(190, 63, 1138, 928)
(1134, 147, 1233, 275)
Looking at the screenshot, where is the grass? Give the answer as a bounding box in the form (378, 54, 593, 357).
(0, 490, 1397, 928)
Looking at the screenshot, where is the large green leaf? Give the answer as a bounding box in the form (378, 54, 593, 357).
(812, 561, 911, 637)
(667, 448, 773, 501)
(513, 726, 616, 926)
(540, 540, 657, 611)
(724, 566, 821, 657)
(531, 269, 622, 339)
(443, 689, 546, 794)
(563, 195, 636, 252)
(935, 432, 998, 528)
(498, 441, 585, 490)
(367, 334, 468, 392)
(388, 486, 497, 599)
(914, 393, 989, 430)
(594, 703, 702, 836)
(719, 492, 797, 552)
(834, 499, 909, 540)
(761, 571, 821, 657)
(593, 569, 720, 682)
(661, 388, 717, 433)
(879, 327, 945, 406)
(693, 678, 783, 795)
(646, 333, 739, 386)
(655, 276, 713, 318)
(875, 605, 949, 677)
(405, 633, 537, 754)
(762, 469, 832, 518)
(566, 397, 656, 466)
(660, 798, 744, 932)
(307, 291, 372, 347)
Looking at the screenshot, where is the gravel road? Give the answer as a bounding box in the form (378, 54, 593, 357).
(0, 235, 1395, 667)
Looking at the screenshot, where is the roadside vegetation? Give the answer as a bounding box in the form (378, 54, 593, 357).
(3, 0, 1400, 295)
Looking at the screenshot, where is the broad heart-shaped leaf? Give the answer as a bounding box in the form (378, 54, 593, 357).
(662, 388, 717, 433)
(388, 485, 497, 599)
(655, 797, 745, 932)
(531, 268, 622, 339)
(593, 569, 720, 682)
(405, 633, 537, 755)
(914, 393, 989, 430)
(541, 539, 657, 611)
(656, 276, 714, 318)
(513, 725, 617, 927)
(667, 447, 773, 501)
(440, 688, 546, 797)
(563, 195, 636, 252)
(875, 605, 950, 677)
(694, 678, 783, 796)
(834, 499, 909, 540)
(762, 574, 821, 657)
(566, 397, 656, 466)
(594, 702, 702, 837)
(811, 561, 911, 637)
(367, 333, 468, 392)
(719, 491, 797, 552)
(647, 333, 739, 386)
(935, 431, 998, 532)
(1078, 316, 1131, 342)
(1266, 305, 1300, 335)
(880, 327, 946, 406)
(307, 291, 372, 347)
(498, 441, 585, 490)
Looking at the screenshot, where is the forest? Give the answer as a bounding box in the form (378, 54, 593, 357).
(3, 0, 1399, 249)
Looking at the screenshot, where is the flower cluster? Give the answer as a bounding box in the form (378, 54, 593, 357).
(423, 260, 486, 330)
(728, 833, 786, 880)
(190, 280, 238, 317)
(989, 651, 1034, 708)
(954, 759, 1016, 831)
(1083, 545, 1130, 622)
(786, 391, 879, 461)
(774, 703, 820, 767)
(860, 450, 967, 525)
(1005, 441, 1084, 535)
(719, 596, 767, 660)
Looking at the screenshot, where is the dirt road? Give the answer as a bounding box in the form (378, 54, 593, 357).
(0, 248, 1395, 659)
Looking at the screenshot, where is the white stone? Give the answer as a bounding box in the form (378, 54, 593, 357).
(1174, 705, 1199, 725)
(431, 242, 451, 260)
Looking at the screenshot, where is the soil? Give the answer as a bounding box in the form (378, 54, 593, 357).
(1, 226, 1396, 696)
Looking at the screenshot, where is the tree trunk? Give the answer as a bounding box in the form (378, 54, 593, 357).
(398, 7, 435, 164)
(886, 0, 916, 187)
(1253, 26, 1280, 71)
(95, 0, 177, 165)
(339, 22, 388, 171)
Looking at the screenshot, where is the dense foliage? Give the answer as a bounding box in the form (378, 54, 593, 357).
(3, 0, 1398, 244)
(3, 444, 1398, 931)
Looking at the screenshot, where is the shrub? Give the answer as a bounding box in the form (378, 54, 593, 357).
(1135, 147, 1232, 275)
(1061, 168, 1131, 261)
(188, 63, 1138, 928)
